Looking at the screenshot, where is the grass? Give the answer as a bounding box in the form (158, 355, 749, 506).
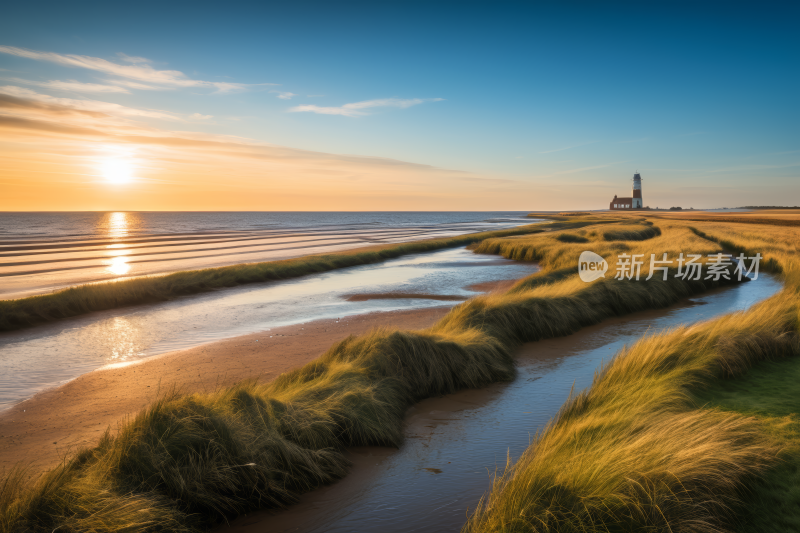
(653, 216, 800, 227)
(474, 220, 717, 272)
(463, 213, 800, 532)
(0, 223, 551, 333)
(464, 291, 799, 533)
(602, 223, 660, 241)
(696, 357, 800, 532)
(0, 219, 748, 533)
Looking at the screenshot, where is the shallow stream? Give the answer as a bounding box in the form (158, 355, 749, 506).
(0, 247, 538, 411)
(227, 273, 783, 533)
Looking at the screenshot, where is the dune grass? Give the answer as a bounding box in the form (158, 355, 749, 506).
(0, 218, 748, 533)
(602, 223, 660, 241)
(464, 291, 798, 533)
(463, 216, 800, 533)
(696, 357, 800, 531)
(474, 220, 716, 273)
(0, 223, 556, 333)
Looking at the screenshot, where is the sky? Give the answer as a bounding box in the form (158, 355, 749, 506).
(1, 1, 798, 211)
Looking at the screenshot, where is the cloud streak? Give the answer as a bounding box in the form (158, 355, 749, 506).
(0, 45, 274, 94)
(271, 91, 296, 100)
(0, 89, 468, 177)
(0, 86, 181, 121)
(288, 98, 444, 117)
(3, 77, 131, 94)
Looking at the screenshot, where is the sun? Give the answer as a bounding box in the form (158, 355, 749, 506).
(100, 158, 134, 184)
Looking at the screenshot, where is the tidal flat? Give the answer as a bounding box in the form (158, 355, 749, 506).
(1, 211, 799, 533)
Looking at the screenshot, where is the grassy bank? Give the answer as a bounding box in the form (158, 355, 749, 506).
(464, 215, 800, 532)
(697, 357, 800, 531)
(0, 219, 745, 533)
(0, 223, 558, 333)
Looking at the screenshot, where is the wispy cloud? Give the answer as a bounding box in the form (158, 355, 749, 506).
(288, 97, 444, 117)
(0, 45, 275, 94)
(3, 77, 131, 94)
(0, 86, 181, 121)
(106, 79, 162, 91)
(190, 113, 213, 120)
(270, 91, 296, 100)
(538, 140, 598, 154)
(0, 92, 109, 119)
(117, 52, 151, 64)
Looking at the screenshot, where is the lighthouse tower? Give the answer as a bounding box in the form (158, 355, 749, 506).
(632, 172, 643, 208)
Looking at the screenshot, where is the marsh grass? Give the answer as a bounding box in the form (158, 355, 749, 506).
(695, 357, 800, 531)
(463, 215, 800, 533)
(464, 290, 800, 533)
(475, 220, 718, 273)
(0, 219, 750, 533)
(602, 224, 661, 241)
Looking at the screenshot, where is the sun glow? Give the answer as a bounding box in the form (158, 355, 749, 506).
(100, 158, 134, 184)
(104, 212, 132, 275)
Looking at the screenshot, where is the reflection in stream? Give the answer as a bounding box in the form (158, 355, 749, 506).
(233, 274, 783, 533)
(0, 247, 538, 411)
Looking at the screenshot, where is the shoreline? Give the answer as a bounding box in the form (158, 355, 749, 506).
(0, 223, 546, 332)
(0, 306, 452, 474)
(0, 279, 523, 473)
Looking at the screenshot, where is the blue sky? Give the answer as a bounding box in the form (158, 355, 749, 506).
(1, 1, 798, 210)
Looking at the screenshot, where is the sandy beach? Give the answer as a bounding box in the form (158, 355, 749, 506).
(0, 306, 454, 474)
(0, 278, 525, 473)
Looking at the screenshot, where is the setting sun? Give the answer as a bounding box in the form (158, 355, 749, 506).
(100, 158, 134, 184)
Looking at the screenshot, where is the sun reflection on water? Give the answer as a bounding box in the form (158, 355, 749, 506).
(107, 256, 131, 275)
(105, 212, 132, 275)
(106, 316, 140, 363)
(107, 212, 129, 238)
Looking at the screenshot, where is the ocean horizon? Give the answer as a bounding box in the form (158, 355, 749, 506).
(0, 211, 535, 299)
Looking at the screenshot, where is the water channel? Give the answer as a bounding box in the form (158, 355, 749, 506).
(0, 246, 539, 411)
(226, 272, 783, 533)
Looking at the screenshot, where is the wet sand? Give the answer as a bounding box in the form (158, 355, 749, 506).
(345, 292, 467, 302)
(467, 279, 519, 293)
(0, 307, 450, 474)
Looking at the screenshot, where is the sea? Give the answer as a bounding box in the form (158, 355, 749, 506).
(0, 212, 535, 299)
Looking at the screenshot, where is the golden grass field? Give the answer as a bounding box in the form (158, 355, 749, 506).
(1, 212, 798, 532)
(465, 212, 800, 532)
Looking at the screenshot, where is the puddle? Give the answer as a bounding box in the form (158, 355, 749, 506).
(226, 273, 783, 533)
(0, 247, 538, 411)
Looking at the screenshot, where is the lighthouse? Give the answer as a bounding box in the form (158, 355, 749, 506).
(632, 173, 643, 208)
(608, 172, 646, 210)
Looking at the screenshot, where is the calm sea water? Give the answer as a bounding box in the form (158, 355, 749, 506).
(0, 212, 534, 299)
(0, 212, 532, 237)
